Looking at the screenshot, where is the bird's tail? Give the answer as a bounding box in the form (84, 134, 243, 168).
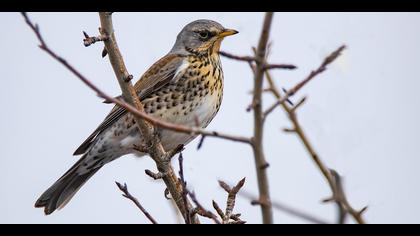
(35, 154, 101, 215)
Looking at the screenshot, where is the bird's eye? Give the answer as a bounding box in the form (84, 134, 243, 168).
(198, 31, 209, 39)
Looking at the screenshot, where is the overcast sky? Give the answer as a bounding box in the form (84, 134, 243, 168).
(1, 12, 419, 224)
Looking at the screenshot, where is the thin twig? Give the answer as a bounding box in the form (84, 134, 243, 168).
(177, 153, 191, 224)
(188, 192, 221, 224)
(219, 51, 297, 71)
(219, 51, 255, 62)
(82, 30, 108, 47)
(263, 63, 297, 70)
(197, 135, 206, 150)
(264, 64, 367, 224)
(98, 12, 199, 224)
(145, 169, 166, 180)
(263, 45, 346, 118)
(115, 182, 158, 224)
(22, 12, 199, 224)
(219, 178, 246, 224)
(325, 169, 367, 224)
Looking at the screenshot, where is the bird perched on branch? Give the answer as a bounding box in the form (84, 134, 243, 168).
(35, 19, 238, 215)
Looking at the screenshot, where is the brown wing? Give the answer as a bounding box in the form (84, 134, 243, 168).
(73, 54, 186, 155)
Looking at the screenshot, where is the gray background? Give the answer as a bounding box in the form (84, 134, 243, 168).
(1, 12, 419, 224)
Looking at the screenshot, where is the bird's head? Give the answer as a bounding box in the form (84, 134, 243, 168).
(171, 19, 238, 55)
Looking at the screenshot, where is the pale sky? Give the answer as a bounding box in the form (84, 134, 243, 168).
(1, 12, 419, 224)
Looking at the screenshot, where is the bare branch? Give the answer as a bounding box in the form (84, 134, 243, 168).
(219, 51, 255, 62)
(327, 169, 367, 224)
(263, 45, 346, 118)
(188, 192, 221, 224)
(115, 182, 158, 224)
(82, 30, 108, 47)
(264, 64, 367, 224)
(98, 12, 201, 224)
(263, 63, 297, 70)
(250, 11, 275, 224)
(219, 51, 296, 70)
(218, 178, 246, 224)
(212, 200, 225, 219)
(22, 12, 199, 224)
(177, 152, 192, 224)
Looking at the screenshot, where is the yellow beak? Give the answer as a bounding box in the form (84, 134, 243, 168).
(219, 29, 239, 38)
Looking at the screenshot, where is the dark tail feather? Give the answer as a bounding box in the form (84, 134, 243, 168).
(35, 155, 101, 215)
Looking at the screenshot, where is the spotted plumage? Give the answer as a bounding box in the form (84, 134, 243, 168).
(35, 19, 238, 215)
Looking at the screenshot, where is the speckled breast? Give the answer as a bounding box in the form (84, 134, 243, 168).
(141, 53, 224, 150)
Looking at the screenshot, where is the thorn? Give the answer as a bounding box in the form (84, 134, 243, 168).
(282, 87, 294, 106)
(322, 197, 335, 203)
(292, 96, 307, 112)
(246, 103, 253, 112)
(124, 74, 133, 83)
(251, 200, 262, 206)
(102, 47, 108, 58)
(260, 162, 270, 170)
(197, 135, 206, 150)
(283, 128, 296, 133)
(164, 188, 171, 200)
(358, 206, 368, 216)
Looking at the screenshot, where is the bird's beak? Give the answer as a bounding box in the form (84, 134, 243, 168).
(219, 29, 239, 38)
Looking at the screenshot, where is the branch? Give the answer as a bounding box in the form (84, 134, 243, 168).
(324, 169, 368, 224)
(238, 190, 330, 224)
(219, 51, 297, 70)
(218, 178, 246, 224)
(263, 63, 297, 70)
(98, 12, 199, 224)
(188, 192, 222, 224)
(188, 178, 247, 224)
(250, 12, 275, 224)
(177, 153, 192, 224)
(219, 51, 255, 62)
(115, 182, 158, 224)
(22, 12, 199, 224)
(264, 62, 367, 224)
(263, 45, 346, 118)
(83, 30, 108, 47)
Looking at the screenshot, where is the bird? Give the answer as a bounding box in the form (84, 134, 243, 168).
(35, 19, 238, 215)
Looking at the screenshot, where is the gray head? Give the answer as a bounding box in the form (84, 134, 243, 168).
(170, 19, 238, 55)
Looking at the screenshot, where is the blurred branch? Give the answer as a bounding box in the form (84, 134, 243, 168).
(239, 190, 330, 224)
(115, 182, 158, 224)
(264, 55, 367, 224)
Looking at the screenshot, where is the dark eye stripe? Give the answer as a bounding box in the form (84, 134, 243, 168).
(196, 30, 216, 41)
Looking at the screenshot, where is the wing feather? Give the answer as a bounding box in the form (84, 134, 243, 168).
(73, 54, 186, 155)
